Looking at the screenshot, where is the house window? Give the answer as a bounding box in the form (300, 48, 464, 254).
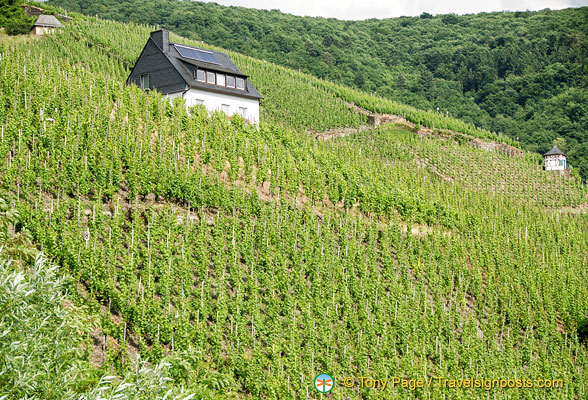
(194, 99, 204, 105)
(216, 73, 225, 86)
(196, 69, 205, 82)
(140, 74, 150, 90)
(238, 107, 247, 118)
(206, 71, 215, 84)
(236, 77, 245, 90)
(226, 76, 235, 88)
(221, 104, 230, 114)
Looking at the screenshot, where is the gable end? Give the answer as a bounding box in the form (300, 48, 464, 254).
(127, 39, 187, 94)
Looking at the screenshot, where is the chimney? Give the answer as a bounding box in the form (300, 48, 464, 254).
(151, 29, 169, 54)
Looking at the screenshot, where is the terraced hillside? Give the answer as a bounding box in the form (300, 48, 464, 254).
(0, 11, 587, 400)
(348, 129, 587, 208)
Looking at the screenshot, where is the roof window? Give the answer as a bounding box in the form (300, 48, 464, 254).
(236, 77, 245, 90)
(216, 73, 225, 86)
(196, 69, 205, 82)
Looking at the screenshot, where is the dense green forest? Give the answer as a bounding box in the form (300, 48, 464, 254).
(46, 0, 588, 180)
(0, 0, 35, 34)
(0, 4, 587, 400)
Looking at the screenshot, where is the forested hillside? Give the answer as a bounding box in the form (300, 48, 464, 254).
(46, 0, 588, 180)
(0, 5, 587, 400)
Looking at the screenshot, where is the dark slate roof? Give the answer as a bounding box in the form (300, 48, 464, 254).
(128, 30, 262, 100)
(34, 15, 62, 28)
(166, 42, 263, 100)
(543, 146, 566, 156)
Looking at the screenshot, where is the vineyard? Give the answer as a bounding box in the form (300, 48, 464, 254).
(0, 9, 587, 400)
(344, 129, 588, 209)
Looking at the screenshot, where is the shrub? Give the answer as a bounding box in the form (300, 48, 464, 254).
(1, 0, 33, 35)
(579, 318, 588, 345)
(0, 252, 94, 398)
(4, 15, 33, 35)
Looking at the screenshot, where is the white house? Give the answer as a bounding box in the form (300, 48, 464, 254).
(127, 29, 262, 124)
(543, 146, 566, 171)
(31, 15, 62, 36)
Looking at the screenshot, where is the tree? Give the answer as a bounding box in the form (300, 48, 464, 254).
(396, 72, 407, 91)
(552, 137, 568, 153)
(417, 68, 434, 96)
(441, 14, 459, 25)
(4, 14, 32, 35)
(0, 0, 33, 35)
(579, 318, 588, 345)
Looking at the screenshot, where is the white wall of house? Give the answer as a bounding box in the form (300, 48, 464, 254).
(33, 26, 56, 36)
(545, 154, 566, 171)
(166, 88, 259, 124)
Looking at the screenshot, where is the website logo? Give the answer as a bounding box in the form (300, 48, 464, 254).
(314, 373, 334, 394)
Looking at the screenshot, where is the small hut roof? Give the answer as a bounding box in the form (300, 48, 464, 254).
(543, 146, 566, 156)
(34, 15, 62, 28)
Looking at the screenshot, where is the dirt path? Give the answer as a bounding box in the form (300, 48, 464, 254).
(314, 100, 524, 159)
(311, 124, 372, 140)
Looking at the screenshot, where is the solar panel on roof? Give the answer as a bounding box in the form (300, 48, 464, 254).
(175, 44, 220, 65)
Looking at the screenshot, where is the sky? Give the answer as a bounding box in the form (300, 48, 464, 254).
(199, 0, 588, 20)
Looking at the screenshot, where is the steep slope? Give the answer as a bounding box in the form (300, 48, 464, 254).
(1, 12, 587, 400)
(47, 0, 588, 180)
(46, 15, 516, 144)
(0, 198, 216, 399)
